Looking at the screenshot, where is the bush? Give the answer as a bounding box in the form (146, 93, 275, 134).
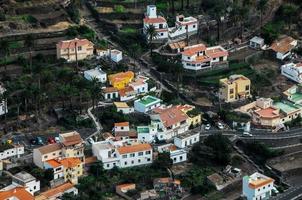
(114, 5, 125, 13)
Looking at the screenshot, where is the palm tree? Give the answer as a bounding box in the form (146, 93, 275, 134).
(90, 77, 100, 109)
(186, 0, 190, 9)
(24, 34, 34, 74)
(257, 0, 268, 27)
(145, 25, 158, 56)
(0, 39, 10, 75)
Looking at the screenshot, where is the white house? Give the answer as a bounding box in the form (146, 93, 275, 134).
(0, 84, 8, 116)
(242, 172, 275, 200)
(114, 122, 130, 132)
(114, 102, 134, 114)
(270, 36, 297, 60)
(0, 144, 24, 160)
(181, 43, 228, 71)
(143, 5, 169, 40)
(249, 36, 265, 50)
(92, 139, 153, 170)
(102, 87, 119, 100)
(157, 143, 187, 164)
(129, 78, 149, 94)
(281, 62, 302, 83)
(110, 49, 123, 63)
(150, 106, 190, 141)
(134, 95, 162, 113)
(168, 15, 198, 39)
(119, 86, 136, 102)
(84, 66, 107, 83)
(136, 121, 159, 143)
(174, 131, 200, 148)
(12, 171, 40, 195)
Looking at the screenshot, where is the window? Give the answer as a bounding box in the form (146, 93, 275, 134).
(130, 153, 135, 157)
(77, 46, 82, 51)
(159, 24, 163, 29)
(173, 158, 176, 162)
(138, 152, 143, 156)
(160, 33, 164, 36)
(187, 57, 190, 60)
(121, 126, 124, 130)
(53, 153, 56, 156)
(147, 158, 151, 161)
(245, 85, 250, 91)
(44, 155, 48, 159)
(193, 25, 196, 28)
(122, 155, 127, 158)
(138, 159, 141, 163)
(230, 89, 234, 94)
(131, 160, 134, 164)
(34, 186, 36, 189)
(124, 161, 127, 165)
(180, 156, 183, 160)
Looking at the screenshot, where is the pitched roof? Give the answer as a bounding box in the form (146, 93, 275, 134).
(271, 36, 296, 54)
(254, 107, 279, 119)
(115, 131, 137, 138)
(117, 143, 152, 154)
(169, 41, 187, 50)
(36, 143, 62, 154)
(57, 38, 94, 49)
(0, 186, 34, 200)
(118, 86, 135, 97)
(114, 102, 129, 108)
(155, 106, 188, 128)
(153, 178, 181, 185)
(60, 131, 83, 146)
(103, 87, 119, 93)
(60, 157, 82, 168)
(38, 182, 75, 199)
(205, 46, 228, 58)
(114, 122, 129, 127)
(182, 44, 206, 56)
(108, 71, 134, 84)
(143, 16, 167, 24)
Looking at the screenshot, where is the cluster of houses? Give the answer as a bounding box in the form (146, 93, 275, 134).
(92, 103, 202, 169)
(143, 5, 198, 41)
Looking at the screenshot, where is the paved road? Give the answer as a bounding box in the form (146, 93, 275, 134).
(272, 185, 302, 200)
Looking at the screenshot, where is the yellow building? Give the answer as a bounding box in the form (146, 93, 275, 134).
(177, 104, 202, 127)
(219, 75, 251, 103)
(61, 157, 83, 184)
(108, 71, 135, 89)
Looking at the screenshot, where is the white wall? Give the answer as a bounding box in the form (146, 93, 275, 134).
(0, 146, 24, 160)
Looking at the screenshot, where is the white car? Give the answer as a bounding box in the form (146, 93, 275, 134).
(242, 132, 253, 137)
(205, 124, 211, 130)
(217, 122, 224, 130)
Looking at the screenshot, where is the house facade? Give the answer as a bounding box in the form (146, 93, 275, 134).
(151, 106, 190, 141)
(108, 71, 135, 90)
(84, 66, 107, 83)
(174, 131, 200, 148)
(219, 75, 251, 103)
(242, 172, 274, 200)
(181, 43, 228, 71)
(157, 144, 187, 164)
(114, 102, 134, 114)
(12, 171, 40, 195)
(249, 36, 265, 49)
(35, 182, 78, 200)
(92, 140, 153, 170)
(281, 62, 302, 83)
(0, 84, 8, 116)
(134, 95, 162, 113)
(102, 87, 119, 100)
(0, 144, 24, 160)
(56, 38, 94, 62)
(270, 36, 297, 60)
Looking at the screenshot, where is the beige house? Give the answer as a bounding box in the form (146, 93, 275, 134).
(33, 131, 85, 169)
(219, 75, 251, 103)
(56, 38, 94, 62)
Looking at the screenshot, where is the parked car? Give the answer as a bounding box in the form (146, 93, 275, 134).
(242, 132, 253, 137)
(36, 137, 44, 145)
(47, 137, 56, 144)
(204, 124, 211, 130)
(217, 122, 224, 130)
(55, 137, 60, 143)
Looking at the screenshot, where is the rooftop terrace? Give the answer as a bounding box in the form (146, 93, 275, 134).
(137, 96, 161, 106)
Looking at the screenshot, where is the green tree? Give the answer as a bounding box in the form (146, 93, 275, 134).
(153, 152, 173, 171)
(281, 3, 298, 32)
(145, 25, 158, 55)
(89, 77, 101, 109)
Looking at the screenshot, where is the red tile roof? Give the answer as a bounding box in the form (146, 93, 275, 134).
(60, 157, 82, 168)
(118, 86, 135, 97)
(255, 107, 279, 119)
(182, 44, 206, 56)
(206, 47, 228, 58)
(271, 36, 296, 54)
(155, 106, 188, 128)
(47, 159, 62, 168)
(0, 187, 34, 200)
(103, 87, 119, 93)
(117, 143, 152, 154)
(57, 38, 94, 49)
(249, 178, 274, 189)
(60, 131, 83, 146)
(38, 182, 75, 199)
(143, 16, 167, 24)
(115, 122, 129, 127)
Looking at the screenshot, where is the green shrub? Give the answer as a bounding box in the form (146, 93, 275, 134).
(114, 5, 125, 13)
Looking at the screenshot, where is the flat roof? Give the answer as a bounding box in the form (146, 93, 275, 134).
(274, 101, 300, 114)
(290, 93, 302, 103)
(137, 126, 150, 134)
(136, 95, 161, 106)
(175, 130, 200, 139)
